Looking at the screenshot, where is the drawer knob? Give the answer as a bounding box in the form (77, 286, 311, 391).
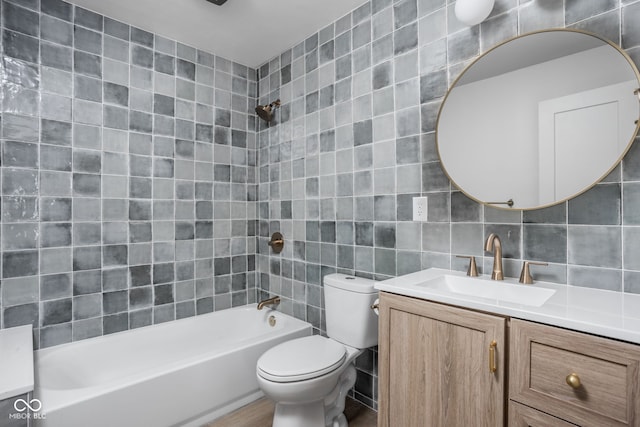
(566, 373, 581, 389)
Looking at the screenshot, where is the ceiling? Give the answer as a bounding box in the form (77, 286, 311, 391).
(67, 0, 368, 68)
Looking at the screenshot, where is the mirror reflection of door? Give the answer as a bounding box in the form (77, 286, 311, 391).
(436, 29, 640, 210)
(538, 80, 638, 205)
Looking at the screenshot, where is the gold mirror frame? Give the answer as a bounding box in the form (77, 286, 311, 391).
(435, 28, 640, 211)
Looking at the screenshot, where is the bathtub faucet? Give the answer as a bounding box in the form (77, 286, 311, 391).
(257, 296, 281, 310)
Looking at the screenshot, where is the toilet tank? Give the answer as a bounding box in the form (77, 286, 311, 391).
(323, 274, 378, 349)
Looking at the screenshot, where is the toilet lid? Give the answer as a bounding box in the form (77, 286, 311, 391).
(257, 336, 346, 383)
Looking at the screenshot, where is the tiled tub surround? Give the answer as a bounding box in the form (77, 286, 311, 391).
(255, 0, 640, 408)
(0, 0, 259, 349)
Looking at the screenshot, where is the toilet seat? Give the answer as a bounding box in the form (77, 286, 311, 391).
(257, 336, 346, 383)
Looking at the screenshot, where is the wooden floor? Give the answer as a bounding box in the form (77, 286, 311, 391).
(205, 397, 377, 427)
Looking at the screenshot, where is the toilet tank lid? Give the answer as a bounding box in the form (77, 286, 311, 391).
(324, 273, 377, 293)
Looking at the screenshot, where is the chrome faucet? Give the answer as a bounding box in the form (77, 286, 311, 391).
(257, 296, 281, 310)
(484, 233, 504, 280)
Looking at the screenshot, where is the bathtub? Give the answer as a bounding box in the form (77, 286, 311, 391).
(33, 304, 311, 427)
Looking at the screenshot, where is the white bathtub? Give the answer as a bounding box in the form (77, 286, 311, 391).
(33, 304, 311, 427)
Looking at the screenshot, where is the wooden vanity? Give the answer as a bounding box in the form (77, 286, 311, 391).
(377, 291, 640, 427)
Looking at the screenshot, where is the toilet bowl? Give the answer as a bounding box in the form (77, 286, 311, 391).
(256, 274, 378, 427)
(257, 335, 360, 427)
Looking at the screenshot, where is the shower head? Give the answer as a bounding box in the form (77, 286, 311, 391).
(205, 0, 228, 5)
(255, 99, 281, 123)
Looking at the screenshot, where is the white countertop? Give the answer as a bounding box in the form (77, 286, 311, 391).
(0, 325, 34, 400)
(376, 268, 640, 345)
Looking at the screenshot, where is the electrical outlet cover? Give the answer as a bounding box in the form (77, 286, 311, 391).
(413, 197, 428, 221)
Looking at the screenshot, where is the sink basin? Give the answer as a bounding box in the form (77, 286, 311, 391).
(419, 275, 556, 307)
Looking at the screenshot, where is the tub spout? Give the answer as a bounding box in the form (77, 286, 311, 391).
(257, 296, 281, 310)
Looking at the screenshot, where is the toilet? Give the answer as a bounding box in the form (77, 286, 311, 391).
(256, 274, 378, 427)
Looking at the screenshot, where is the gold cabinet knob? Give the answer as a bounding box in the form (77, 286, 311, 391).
(566, 373, 581, 389)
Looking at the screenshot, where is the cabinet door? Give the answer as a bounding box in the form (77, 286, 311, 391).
(509, 401, 578, 427)
(378, 292, 506, 427)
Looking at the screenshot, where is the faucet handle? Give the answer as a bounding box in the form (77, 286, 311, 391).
(519, 261, 548, 284)
(456, 255, 479, 277)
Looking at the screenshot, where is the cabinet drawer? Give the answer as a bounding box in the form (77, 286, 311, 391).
(510, 319, 640, 427)
(509, 401, 578, 427)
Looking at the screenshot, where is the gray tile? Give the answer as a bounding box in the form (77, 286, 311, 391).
(523, 225, 567, 263)
(73, 246, 102, 271)
(41, 14, 72, 45)
(447, 26, 479, 64)
(374, 223, 396, 248)
(41, 40, 73, 71)
(2, 223, 38, 251)
(40, 273, 72, 300)
(518, 0, 563, 33)
(104, 17, 130, 40)
(101, 268, 128, 296)
(624, 227, 640, 270)
(74, 50, 102, 78)
(480, 10, 517, 51)
(104, 82, 129, 107)
(422, 223, 450, 253)
(375, 248, 396, 275)
(4, 29, 39, 63)
(523, 203, 566, 224)
(3, 141, 38, 168)
(41, 223, 71, 247)
(3, 2, 39, 37)
(394, 22, 418, 55)
(3, 168, 38, 195)
(567, 266, 621, 291)
(73, 270, 102, 295)
(3, 303, 39, 327)
(73, 317, 102, 340)
(623, 2, 640, 49)
(73, 294, 101, 320)
(131, 27, 153, 47)
(565, 0, 617, 25)
(40, 324, 72, 348)
(74, 26, 102, 55)
(569, 10, 620, 45)
(570, 183, 622, 227)
(451, 192, 480, 222)
(74, 7, 103, 31)
(3, 250, 39, 278)
(568, 226, 621, 268)
(41, 198, 71, 221)
(73, 173, 101, 196)
(41, 0, 73, 21)
(104, 313, 128, 334)
(3, 114, 39, 142)
(42, 119, 72, 146)
(420, 69, 447, 103)
(395, 0, 418, 29)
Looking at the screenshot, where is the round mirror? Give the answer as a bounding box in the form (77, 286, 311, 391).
(436, 29, 640, 210)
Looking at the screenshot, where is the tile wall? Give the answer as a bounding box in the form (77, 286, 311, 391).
(255, 0, 640, 408)
(0, 0, 259, 348)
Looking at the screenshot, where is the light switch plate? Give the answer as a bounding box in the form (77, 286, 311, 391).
(413, 196, 428, 221)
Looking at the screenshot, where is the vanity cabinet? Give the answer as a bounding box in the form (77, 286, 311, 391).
(378, 291, 640, 427)
(377, 292, 507, 427)
(510, 319, 640, 427)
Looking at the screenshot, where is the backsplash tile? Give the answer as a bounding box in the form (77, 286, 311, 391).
(255, 0, 640, 408)
(0, 1, 258, 349)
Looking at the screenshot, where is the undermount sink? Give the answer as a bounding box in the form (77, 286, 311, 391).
(419, 274, 556, 307)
